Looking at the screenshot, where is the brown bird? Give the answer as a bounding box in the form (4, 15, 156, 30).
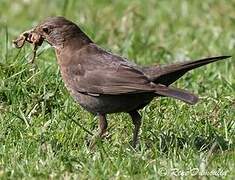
(13, 17, 231, 147)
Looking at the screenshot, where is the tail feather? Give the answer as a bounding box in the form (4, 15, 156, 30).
(145, 55, 231, 86)
(154, 84, 198, 105)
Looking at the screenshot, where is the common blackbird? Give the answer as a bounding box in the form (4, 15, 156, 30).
(13, 17, 231, 147)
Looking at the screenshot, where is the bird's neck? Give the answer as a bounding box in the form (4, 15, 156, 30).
(64, 33, 92, 50)
(55, 34, 92, 67)
(53, 25, 93, 66)
(54, 30, 91, 53)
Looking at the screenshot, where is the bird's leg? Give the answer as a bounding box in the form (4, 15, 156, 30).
(89, 114, 108, 149)
(129, 110, 141, 148)
(98, 114, 108, 138)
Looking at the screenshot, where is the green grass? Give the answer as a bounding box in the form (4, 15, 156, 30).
(0, 0, 234, 179)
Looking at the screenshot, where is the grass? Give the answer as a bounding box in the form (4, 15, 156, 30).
(0, 0, 234, 179)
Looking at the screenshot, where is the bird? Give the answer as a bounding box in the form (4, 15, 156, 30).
(13, 16, 231, 147)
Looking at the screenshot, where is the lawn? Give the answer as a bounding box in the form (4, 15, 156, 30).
(0, 0, 234, 179)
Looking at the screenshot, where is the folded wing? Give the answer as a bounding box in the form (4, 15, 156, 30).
(69, 44, 198, 104)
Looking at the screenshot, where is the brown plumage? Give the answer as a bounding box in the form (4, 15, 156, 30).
(13, 17, 231, 147)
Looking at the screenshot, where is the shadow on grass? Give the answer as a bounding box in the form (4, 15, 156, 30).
(148, 130, 231, 153)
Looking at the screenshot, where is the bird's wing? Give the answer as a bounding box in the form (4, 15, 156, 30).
(65, 44, 198, 104)
(69, 44, 155, 95)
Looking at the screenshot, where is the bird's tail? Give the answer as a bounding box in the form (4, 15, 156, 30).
(154, 84, 198, 104)
(145, 55, 231, 86)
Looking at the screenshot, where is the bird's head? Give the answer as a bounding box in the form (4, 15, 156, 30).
(33, 17, 80, 49)
(13, 16, 92, 50)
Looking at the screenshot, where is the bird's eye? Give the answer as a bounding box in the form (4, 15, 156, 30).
(42, 27, 49, 34)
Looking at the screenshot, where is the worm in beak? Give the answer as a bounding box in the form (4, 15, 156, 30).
(13, 29, 44, 63)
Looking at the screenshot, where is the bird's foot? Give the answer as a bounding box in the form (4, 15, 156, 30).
(130, 139, 140, 149)
(88, 131, 110, 150)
